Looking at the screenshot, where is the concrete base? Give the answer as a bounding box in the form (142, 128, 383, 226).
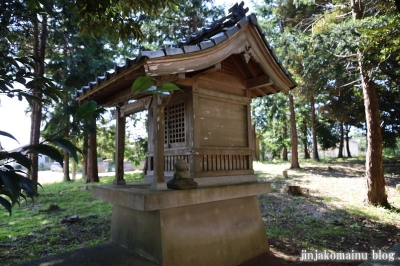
(93, 182, 271, 266)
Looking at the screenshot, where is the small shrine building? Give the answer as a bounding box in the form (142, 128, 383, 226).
(75, 3, 296, 266)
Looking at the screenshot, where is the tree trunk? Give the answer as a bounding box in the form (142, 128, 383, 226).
(289, 94, 300, 169)
(303, 119, 310, 159)
(311, 94, 319, 161)
(192, 11, 198, 32)
(87, 129, 99, 183)
(29, 15, 47, 182)
(82, 154, 87, 179)
(81, 133, 88, 179)
(351, 0, 389, 207)
(63, 150, 71, 181)
(345, 125, 352, 157)
(63, 128, 71, 181)
(282, 122, 288, 161)
(282, 147, 288, 161)
(338, 122, 344, 158)
(252, 124, 260, 161)
(361, 75, 389, 207)
(72, 160, 76, 180)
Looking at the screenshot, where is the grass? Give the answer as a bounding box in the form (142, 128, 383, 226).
(1, 157, 400, 265)
(0, 173, 143, 266)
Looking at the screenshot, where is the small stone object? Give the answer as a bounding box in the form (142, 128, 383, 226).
(283, 170, 288, 178)
(167, 160, 198, 190)
(396, 184, 400, 193)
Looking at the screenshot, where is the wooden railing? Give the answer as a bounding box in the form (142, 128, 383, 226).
(147, 154, 250, 172)
(201, 154, 250, 171)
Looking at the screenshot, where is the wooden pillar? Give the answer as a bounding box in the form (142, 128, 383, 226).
(151, 95, 166, 190)
(114, 106, 126, 185)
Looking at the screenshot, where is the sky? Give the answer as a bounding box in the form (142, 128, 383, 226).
(0, 86, 31, 150)
(0, 0, 257, 151)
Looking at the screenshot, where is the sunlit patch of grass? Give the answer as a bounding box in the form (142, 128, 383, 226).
(0, 172, 144, 266)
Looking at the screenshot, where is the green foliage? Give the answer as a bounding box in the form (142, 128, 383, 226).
(0, 130, 85, 214)
(76, 101, 98, 120)
(255, 0, 400, 161)
(72, 0, 177, 41)
(316, 119, 339, 150)
(125, 137, 148, 166)
(50, 138, 81, 163)
(252, 93, 290, 160)
(138, 0, 225, 49)
(132, 76, 156, 93)
(132, 76, 181, 95)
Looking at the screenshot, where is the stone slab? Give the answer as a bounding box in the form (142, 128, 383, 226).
(92, 181, 271, 211)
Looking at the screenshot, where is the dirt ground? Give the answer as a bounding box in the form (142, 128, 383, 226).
(245, 160, 400, 266)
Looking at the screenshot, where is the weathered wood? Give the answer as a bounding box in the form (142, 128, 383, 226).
(151, 95, 165, 189)
(264, 85, 278, 94)
(197, 79, 246, 97)
(197, 71, 245, 88)
(197, 96, 248, 148)
(253, 87, 267, 96)
(230, 54, 248, 78)
(247, 75, 273, 90)
(245, 58, 258, 77)
(195, 87, 250, 103)
(200, 128, 247, 146)
(106, 88, 133, 106)
(175, 77, 194, 87)
(114, 106, 126, 185)
(196, 169, 254, 178)
(192, 63, 221, 78)
(119, 96, 152, 116)
(153, 74, 185, 86)
(194, 148, 252, 155)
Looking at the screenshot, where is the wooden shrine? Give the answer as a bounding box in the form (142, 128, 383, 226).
(75, 2, 296, 266)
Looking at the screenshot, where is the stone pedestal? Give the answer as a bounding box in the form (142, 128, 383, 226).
(92, 182, 271, 266)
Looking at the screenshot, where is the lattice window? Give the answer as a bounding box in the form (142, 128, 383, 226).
(164, 102, 185, 145)
(217, 57, 242, 78)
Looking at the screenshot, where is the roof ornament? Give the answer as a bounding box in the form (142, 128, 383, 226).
(243, 44, 253, 63)
(223, 2, 249, 27)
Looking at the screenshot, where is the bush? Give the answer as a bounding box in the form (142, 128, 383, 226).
(39, 163, 46, 171)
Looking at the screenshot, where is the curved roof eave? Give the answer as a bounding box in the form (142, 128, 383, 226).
(74, 11, 297, 104)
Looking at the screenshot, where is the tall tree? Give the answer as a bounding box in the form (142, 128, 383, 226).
(350, 0, 394, 207)
(310, 95, 319, 161)
(256, 0, 399, 206)
(289, 94, 300, 168)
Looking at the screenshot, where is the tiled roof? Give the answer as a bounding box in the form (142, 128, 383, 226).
(74, 1, 295, 100)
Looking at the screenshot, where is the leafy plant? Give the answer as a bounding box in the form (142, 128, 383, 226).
(131, 76, 181, 95)
(0, 102, 96, 215)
